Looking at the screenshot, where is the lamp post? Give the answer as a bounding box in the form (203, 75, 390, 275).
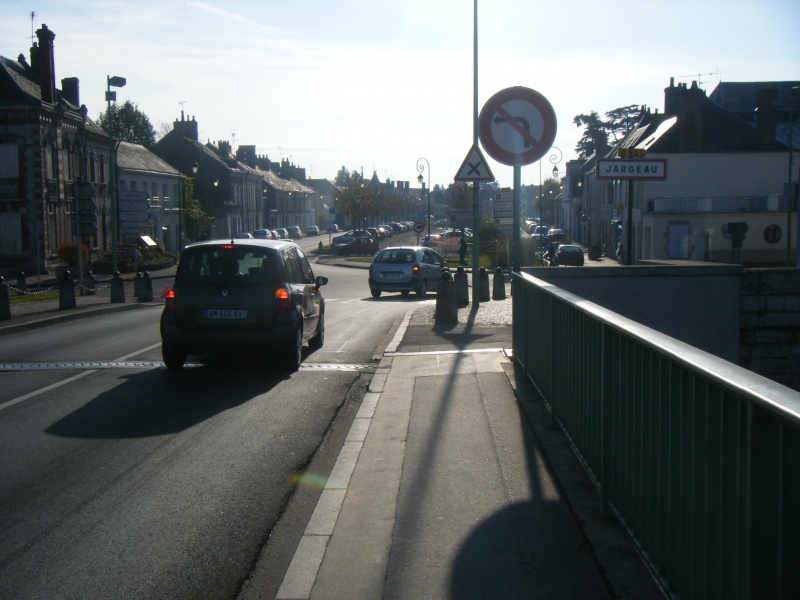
(106, 75, 126, 272)
(552, 164, 560, 227)
(416, 157, 431, 238)
(537, 146, 561, 226)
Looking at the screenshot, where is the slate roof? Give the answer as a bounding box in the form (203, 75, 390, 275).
(0, 55, 40, 103)
(117, 141, 180, 175)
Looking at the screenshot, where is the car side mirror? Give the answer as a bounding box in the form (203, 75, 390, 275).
(315, 275, 328, 289)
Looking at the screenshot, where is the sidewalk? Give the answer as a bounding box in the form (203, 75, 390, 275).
(254, 289, 664, 600)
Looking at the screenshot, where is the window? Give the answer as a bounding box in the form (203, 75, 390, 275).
(0, 144, 19, 178)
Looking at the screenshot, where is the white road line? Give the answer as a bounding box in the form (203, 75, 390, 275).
(0, 343, 163, 413)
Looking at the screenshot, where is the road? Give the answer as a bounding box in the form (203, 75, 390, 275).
(0, 250, 427, 599)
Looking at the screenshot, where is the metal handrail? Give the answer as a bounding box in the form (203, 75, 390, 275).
(512, 270, 800, 599)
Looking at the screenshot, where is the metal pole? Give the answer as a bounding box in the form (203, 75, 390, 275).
(626, 180, 634, 265)
(108, 77, 117, 273)
(513, 166, 521, 271)
(472, 0, 481, 305)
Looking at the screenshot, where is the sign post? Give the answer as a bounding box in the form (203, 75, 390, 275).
(479, 86, 557, 271)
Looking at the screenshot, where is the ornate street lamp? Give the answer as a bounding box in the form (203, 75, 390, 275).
(416, 157, 431, 238)
(106, 75, 126, 272)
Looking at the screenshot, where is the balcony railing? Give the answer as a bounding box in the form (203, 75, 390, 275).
(512, 271, 800, 600)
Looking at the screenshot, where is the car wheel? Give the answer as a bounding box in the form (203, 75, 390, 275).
(162, 344, 186, 370)
(371, 289, 381, 298)
(285, 327, 303, 372)
(309, 311, 325, 350)
(417, 279, 427, 297)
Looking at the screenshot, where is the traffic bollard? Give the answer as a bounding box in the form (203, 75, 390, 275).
(0, 277, 10, 320)
(492, 267, 506, 300)
(454, 267, 469, 307)
(59, 270, 77, 310)
(134, 272, 144, 299)
(479, 267, 490, 302)
(435, 271, 457, 325)
(110, 272, 126, 303)
(16, 272, 26, 295)
(139, 271, 154, 302)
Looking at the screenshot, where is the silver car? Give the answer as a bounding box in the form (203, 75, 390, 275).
(368, 246, 449, 298)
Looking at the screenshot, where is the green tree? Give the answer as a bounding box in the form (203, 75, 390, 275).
(178, 177, 213, 242)
(573, 104, 642, 158)
(446, 182, 473, 211)
(97, 100, 157, 148)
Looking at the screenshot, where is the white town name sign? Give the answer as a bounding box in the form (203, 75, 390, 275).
(596, 158, 667, 180)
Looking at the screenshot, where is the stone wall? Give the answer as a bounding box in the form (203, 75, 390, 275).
(739, 268, 800, 391)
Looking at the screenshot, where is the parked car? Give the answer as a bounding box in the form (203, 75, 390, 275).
(367, 227, 384, 240)
(287, 225, 303, 239)
(160, 239, 327, 372)
(326, 224, 340, 234)
(233, 232, 253, 239)
(275, 228, 289, 239)
(555, 244, 585, 266)
(307, 225, 320, 236)
(368, 246, 450, 298)
(378, 225, 393, 238)
(252, 229, 272, 239)
(332, 230, 379, 255)
(546, 228, 566, 243)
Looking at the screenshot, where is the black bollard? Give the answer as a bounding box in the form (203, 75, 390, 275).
(139, 271, 154, 302)
(492, 267, 506, 300)
(435, 271, 457, 325)
(479, 267, 490, 302)
(454, 267, 469, 307)
(16, 272, 26, 295)
(59, 270, 77, 310)
(134, 271, 144, 299)
(0, 277, 10, 321)
(110, 271, 126, 303)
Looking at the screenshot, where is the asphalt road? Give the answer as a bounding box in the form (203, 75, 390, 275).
(0, 252, 426, 598)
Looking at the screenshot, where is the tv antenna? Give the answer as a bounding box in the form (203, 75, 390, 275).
(231, 130, 237, 154)
(29, 11, 35, 43)
(678, 69, 720, 87)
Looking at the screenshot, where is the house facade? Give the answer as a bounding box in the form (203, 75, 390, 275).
(0, 24, 114, 275)
(564, 79, 799, 266)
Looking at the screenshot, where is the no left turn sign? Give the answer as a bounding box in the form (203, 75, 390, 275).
(479, 87, 557, 166)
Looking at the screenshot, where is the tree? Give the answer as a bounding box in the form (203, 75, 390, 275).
(446, 182, 473, 211)
(573, 104, 642, 158)
(336, 173, 373, 230)
(179, 177, 213, 242)
(97, 100, 157, 148)
(534, 178, 562, 225)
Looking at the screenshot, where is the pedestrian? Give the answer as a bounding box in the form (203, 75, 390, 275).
(458, 232, 468, 266)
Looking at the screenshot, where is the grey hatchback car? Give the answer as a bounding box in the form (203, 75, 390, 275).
(368, 246, 449, 298)
(160, 239, 327, 371)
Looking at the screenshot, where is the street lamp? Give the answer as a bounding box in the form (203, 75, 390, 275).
(416, 157, 431, 238)
(538, 146, 562, 226)
(106, 75, 126, 272)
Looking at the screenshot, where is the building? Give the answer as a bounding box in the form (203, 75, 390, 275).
(0, 24, 113, 275)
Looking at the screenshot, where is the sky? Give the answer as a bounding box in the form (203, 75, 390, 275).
(1, 0, 799, 189)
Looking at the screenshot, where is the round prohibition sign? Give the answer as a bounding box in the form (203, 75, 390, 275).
(479, 87, 557, 166)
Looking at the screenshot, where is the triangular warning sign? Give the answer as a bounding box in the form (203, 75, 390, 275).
(454, 144, 495, 182)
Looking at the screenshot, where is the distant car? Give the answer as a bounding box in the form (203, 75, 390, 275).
(368, 246, 450, 298)
(326, 224, 340, 234)
(378, 225, 393, 238)
(307, 225, 320, 236)
(555, 244, 585, 266)
(252, 229, 272, 239)
(332, 230, 379, 255)
(367, 227, 383, 240)
(287, 226, 303, 239)
(160, 239, 328, 372)
(547, 228, 566, 243)
(233, 232, 253, 239)
(275, 228, 289, 239)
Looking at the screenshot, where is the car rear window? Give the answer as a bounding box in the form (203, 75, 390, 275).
(375, 249, 416, 264)
(179, 246, 281, 285)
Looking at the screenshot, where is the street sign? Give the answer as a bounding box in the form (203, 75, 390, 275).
(479, 87, 557, 166)
(414, 221, 425, 234)
(596, 159, 668, 180)
(454, 144, 495, 182)
(118, 190, 149, 211)
(494, 189, 514, 235)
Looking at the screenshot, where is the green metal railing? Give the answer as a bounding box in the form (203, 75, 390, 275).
(512, 271, 800, 600)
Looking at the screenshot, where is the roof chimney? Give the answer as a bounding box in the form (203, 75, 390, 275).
(61, 77, 79, 106)
(172, 111, 199, 141)
(31, 24, 56, 104)
(756, 88, 778, 150)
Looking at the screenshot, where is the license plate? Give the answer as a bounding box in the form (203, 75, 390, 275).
(381, 272, 403, 280)
(205, 309, 248, 319)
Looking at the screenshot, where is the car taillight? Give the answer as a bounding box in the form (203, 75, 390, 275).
(275, 287, 293, 313)
(412, 264, 420, 275)
(164, 288, 177, 312)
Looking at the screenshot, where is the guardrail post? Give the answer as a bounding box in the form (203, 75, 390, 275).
(59, 270, 76, 310)
(110, 271, 126, 303)
(0, 277, 10, 320)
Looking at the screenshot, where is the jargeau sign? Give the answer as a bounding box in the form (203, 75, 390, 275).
(596, 158, 667, 180)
